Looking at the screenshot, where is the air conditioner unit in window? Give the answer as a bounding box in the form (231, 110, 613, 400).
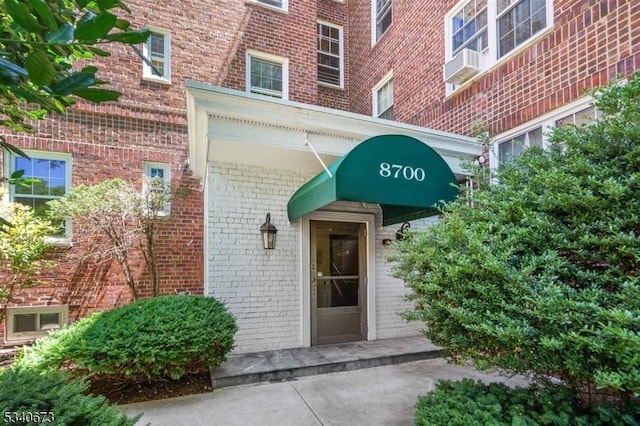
(443, 48, 481, 85)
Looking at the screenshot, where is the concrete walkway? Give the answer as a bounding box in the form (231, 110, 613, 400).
(122, 358, 529, 426)
(121, 337, 530, 425)
(211, 336, 441, 388)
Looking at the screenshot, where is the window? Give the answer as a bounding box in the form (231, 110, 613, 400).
(555, 106, 598, 127)
(373, 74, 393, 120)
(142, 28, 171, 83)
(451, 0, 488, 56)
(250, 0, 288, 11)
(492, 98, 598, 166)
(373, 0, 392, 42)
(317, 22, 344, 88)
(144, 162, 171, 216)
(246, 51, 288, 99)
(445, 0, 552, 92)
(497, 127, 542, 163)
(6, 306, 68, 341)
(7, 151, 71, 237)
(498, 0, 547, 57)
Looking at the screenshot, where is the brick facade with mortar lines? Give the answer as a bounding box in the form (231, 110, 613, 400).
(2, 0, 638, 349)
(348, 0, 640, 136)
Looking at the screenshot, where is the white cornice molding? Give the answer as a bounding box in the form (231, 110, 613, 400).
(186, 81, 481, 181)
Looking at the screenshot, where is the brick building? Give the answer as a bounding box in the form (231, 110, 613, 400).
(1, 0, 638, 352)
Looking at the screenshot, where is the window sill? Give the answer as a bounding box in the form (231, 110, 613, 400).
(245, 0, 288, 14)
(318, 82, 345, 91)
(142, 75, 172, 86)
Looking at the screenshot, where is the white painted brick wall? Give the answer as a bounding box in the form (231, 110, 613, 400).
(207, 161, 433, 353)
(208, 161, 311, 353)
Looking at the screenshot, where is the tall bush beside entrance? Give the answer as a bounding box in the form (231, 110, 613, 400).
(393, 74, 640, 401)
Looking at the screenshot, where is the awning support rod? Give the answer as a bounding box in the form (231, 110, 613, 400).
(305, 134, 333, 178)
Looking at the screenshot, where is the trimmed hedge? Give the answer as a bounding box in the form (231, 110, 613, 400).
(0, 368, 138, 426)
(415, 379, 640, 426)
(17, 295, 237, 380)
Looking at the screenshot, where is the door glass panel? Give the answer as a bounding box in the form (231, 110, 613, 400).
(315, 229, 360, 308)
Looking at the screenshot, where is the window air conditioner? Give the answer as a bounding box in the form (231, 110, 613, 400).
(443, 48, 481, 85)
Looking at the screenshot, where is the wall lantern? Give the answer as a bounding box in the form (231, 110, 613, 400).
(260, 213, 278, 249)
(395, 222, 411, 241)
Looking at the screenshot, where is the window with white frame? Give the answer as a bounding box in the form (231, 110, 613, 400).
(451, 0, 488, 56)
(445, 0, 552, 92)
(7, 151, 71, 237)
(497, 127, 542, 163)
(143, 162, 171, 216)
(493, 99, 598, 166)
(373, 0, 392, 42)
(247, 51, 288, 99)
(373, 74, 393, 120)
(142, 28, 171, 83)
(6, 306, 68, 341)
(317, 22, 344, 88)
(250, 0, 287, 11)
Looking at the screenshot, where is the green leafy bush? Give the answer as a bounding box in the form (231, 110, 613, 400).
(394, 73, 640, 397)
(0, 368, 138, 426)
(17, 295, 237, 380)
(415, 379, 640, 426)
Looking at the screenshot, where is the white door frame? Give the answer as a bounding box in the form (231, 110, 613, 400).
(300, 211, 377, 347)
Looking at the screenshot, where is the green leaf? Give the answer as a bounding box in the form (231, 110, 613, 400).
(114, 18, 131, 31)
(88, 46, 112, 57)
(10, 169, 25, 179)
(97, 0, 121, 9)
(27, 0, 58, 30)
(6, 0, 43, 33)
(74, 11, 117, 42)
(72, 88, 120, 102)
(104, 29, 150, 44)
(25, 50, 57, 86)
(47, 23, 74, 44)
(51, 71, 97, 96)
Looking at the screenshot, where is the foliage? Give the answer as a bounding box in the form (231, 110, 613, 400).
(393, 73, 640, 398)
(0, 188, 55, 321)
(0, 0, 149, 136)
(16, 295, 237, 381)
(47, 178, 176, 299)
(415, 379, 640, 426)
(0, 368, 139, 426)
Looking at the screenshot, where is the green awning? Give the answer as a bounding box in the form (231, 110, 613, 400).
(287, 135, 459, 226)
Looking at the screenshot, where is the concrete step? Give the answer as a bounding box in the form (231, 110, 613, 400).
(210, 336, 441, 389)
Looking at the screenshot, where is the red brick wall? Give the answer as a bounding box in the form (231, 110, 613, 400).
(348, 0, 640, 136)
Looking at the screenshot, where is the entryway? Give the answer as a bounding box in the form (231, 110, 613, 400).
(310, 220, 367, 345)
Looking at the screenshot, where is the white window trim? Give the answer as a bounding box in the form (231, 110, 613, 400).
(245, 50, 289, 100)
(317, 20, 344, 89)
(371, 0, 392, 46)
(142, 26, 172, 84)
(372, 71, 393, 118)
(444, 0, 554, 95)
(490, 96, 597, 170)
(143, 161, 171, 217)
(245, 0, 288, 13)
(6, 305, 68, 343)
(4, 149, 72, 244)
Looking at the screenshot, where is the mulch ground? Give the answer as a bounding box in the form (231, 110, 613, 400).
(87, 371, 213, 405)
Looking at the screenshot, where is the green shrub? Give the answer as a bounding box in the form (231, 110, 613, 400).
(394, 73, 640, 397)
(17, 295, 237, 380)
(0, 368, 138, 426)
(415, 379, 640, 426)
